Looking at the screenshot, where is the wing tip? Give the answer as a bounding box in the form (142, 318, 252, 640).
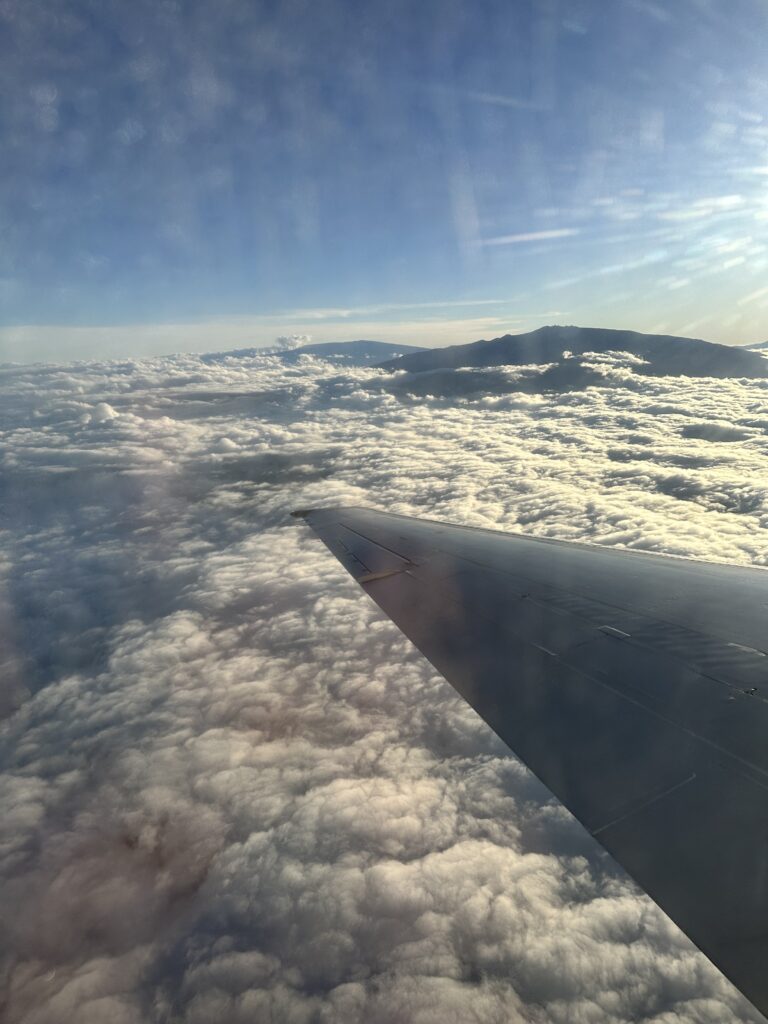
(291, 505, 361, 520)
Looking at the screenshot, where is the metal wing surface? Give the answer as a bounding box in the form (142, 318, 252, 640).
(295, 505, 768, 1019)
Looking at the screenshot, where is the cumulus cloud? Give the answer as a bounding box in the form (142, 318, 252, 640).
(0, 347, 766, 1023)
(680, 422, 753, 443)
(89, 401, 119, 424)
(274, 335, 312, 351)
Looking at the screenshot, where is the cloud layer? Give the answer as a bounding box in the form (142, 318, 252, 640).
(1, 348, 767, 1023)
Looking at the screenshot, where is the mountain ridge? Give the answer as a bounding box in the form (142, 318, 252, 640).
(200, 339, 427, 365)
(379, 326, 768, 379)
(281, 340, 427, 364)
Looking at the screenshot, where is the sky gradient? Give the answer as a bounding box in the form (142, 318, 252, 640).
(3, 0, 768, 360)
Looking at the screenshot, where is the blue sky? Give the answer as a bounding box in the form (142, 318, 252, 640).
(2, 0, 768, 360)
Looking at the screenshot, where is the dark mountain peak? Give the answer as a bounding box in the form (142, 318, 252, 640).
(380, 325, 768, 379)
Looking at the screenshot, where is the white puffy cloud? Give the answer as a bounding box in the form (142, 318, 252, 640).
(274, 335, 312, 351)
(0, 346, 766, 1022)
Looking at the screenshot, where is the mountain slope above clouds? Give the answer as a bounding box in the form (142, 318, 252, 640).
(200, 340, 427, 367)
(380, 326, 768, 379)
(281, 340, 427, 365)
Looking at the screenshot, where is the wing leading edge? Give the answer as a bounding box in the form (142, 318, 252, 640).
(295, 506, 768, 1019)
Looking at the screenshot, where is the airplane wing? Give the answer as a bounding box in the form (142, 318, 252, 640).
(294, 505, 768, 1019)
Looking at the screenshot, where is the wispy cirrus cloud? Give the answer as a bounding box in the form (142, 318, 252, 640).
(482, 228, 581, 247)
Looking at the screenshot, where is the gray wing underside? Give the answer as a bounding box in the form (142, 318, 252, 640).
(295, 506, 768, 1020)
